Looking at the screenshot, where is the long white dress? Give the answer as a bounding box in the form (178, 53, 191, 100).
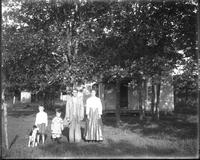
(64, 95, 84, 142)
(85, 96, 103, 141)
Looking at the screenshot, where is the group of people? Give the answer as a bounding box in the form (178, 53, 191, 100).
(28, 88, 103, 147)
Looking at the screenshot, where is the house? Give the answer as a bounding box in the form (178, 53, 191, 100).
(93, 75, 174, 114)
(60, 74, 174, 115)
(20, 91, 31, 103)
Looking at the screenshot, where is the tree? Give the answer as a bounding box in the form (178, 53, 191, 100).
(2, 0, 198, 118)
(1, 87, 9, 150)
(83, 0, 198, 122)
(2, 0, 106, 108)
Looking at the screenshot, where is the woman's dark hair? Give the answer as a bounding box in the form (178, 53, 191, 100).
(55, 108, 62, 113)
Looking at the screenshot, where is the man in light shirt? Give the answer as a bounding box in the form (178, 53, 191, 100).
(64, 89, 84, 142)
(35, 105, 48, 144)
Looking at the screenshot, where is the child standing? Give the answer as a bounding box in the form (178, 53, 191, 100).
(35, 105, 48, 145)
(51, 108, 64, 143)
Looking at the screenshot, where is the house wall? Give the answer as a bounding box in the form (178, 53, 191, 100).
(103, 83, 116, 110)
(128, 86, 139, 110)
(98, 83, 106, 110)
(99, 76, 174, 112)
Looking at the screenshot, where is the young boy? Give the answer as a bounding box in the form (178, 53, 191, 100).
(35, 105, 48, 145)
(51, 108, 64, 144)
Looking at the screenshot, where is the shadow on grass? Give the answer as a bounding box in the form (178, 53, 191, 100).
(38, 138, 179, 157)
(7, 103, 37, 118)
(9, 135, 19, 149)
(62, 127, 69, 142)
(102, 114, 198, 140)
(62, 127, 86, 142)
(141, 120, 197, 140)
(7, 103, 65, 118)
(8, 110, 36, 118)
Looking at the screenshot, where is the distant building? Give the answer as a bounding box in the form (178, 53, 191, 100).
(20, 91, 31, 103)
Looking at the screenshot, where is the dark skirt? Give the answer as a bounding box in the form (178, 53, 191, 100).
(37, 123, 46, 134)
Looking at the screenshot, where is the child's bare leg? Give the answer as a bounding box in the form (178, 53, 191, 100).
(42, 134, 45, 144)
(28, 137, 31, 147)
(32, 141, 35, 147)
(37, 134, 40, 144)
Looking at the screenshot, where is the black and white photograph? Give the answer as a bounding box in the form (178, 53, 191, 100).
(1, 0, 199, 159)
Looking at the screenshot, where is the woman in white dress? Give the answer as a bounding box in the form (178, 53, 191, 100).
(85, 89, 103, 142)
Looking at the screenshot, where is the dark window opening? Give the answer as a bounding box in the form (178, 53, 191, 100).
(120, 83, 128, 108)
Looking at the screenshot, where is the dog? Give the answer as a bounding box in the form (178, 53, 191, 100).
(28, 125, 39, 147)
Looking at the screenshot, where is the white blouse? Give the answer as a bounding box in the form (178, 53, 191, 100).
(51, 117, 63, 134)
(35, 111, 48, 127)
(86, 96, 102, 116)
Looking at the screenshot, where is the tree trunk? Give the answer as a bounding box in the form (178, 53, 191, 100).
(74, 39, 79, 58)
(115, 80, 121, 126)
(173, 83, 177, 107)
(43, 91, 49, 109)
(43, 91, 46, 107)
(2, 89, 9, 150)
(138, 81, 144, 120)
(52, 92, 55, 109)
(144, 79, 148, 116)
(154, 84, 157, 119)
(3, 103, 9, 150)
(35, 93, 38, 102)
(44, 88, 56, 110)
(185, 86, 188, 105)
(13, 96, 16, 104)
(155, 82, 161, 120)
(151, 83, 155, 118)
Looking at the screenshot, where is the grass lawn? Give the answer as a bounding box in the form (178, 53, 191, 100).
(1, 102, 199, 159)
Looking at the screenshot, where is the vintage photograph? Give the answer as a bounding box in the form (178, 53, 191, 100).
(1, 0, 199, 159)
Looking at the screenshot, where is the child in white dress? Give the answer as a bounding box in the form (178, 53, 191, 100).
(51, 109, 64, 143)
